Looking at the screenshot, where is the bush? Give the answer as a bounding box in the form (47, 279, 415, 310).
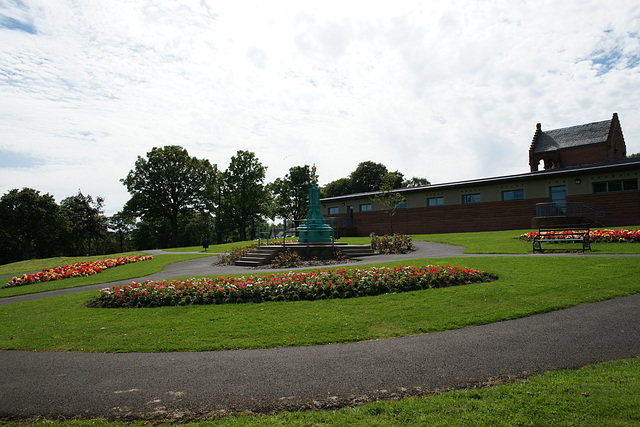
(370, 233, 416, 254)
(271, 250, 302, 268)
(217, 244, 257, 265)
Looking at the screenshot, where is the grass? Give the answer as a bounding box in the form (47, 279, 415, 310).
(411, 228, 640, 254)
(0, 254, 214, 298)
(160, 228, 640, 257)
(0, 252, 151, 276)
(1, 256, 639, 353)
(4, 357, 639, 425)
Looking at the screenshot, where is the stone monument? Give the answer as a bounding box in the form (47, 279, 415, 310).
(298, 165, 333, 243)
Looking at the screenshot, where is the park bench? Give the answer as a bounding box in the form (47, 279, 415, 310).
(532, 224, 592, 253)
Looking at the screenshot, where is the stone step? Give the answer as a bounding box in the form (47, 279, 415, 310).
(234, 246, 283, 266)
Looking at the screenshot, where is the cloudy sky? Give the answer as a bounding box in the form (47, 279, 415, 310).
(1, 0, 639, 215)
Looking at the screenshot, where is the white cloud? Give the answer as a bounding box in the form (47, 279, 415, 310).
(1, 0, 640, 215)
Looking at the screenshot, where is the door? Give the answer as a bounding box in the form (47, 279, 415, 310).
(346, 205, 354, 228)
(549, 185, 567, 216)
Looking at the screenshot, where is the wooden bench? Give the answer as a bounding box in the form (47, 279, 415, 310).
(532, 224, 592, 253)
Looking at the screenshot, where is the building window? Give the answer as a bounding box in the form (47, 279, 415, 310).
(502, 189, 524, 201)
(593, 179, 638, 193)
(462, 193, 481, 204)
(328, 207, 339, 215)
(427, 197, 444, 207)
(395, 200, 408, 209)
(359, 203, 372, 212)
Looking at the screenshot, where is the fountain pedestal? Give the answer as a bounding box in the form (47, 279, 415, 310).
(298, 166, 332, 243)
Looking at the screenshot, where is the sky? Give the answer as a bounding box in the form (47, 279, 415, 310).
(1, 0, 639, 215)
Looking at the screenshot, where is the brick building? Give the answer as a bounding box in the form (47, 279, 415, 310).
(322, 114, 640, 236)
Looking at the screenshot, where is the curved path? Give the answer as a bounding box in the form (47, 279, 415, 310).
(1, 242, 639, 420)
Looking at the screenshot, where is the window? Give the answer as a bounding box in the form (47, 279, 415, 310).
(359, 203, 372, 212)
(462, 193, 481, 204)
(328, 207, 339, 215)
(395, 200, 408, 209)
(502, 189, 524, 201)
(593, 179, 638, 193)
(427, 197, 443, 207)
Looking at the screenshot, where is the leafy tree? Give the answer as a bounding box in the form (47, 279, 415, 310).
(269, 165, 314, 220)
(350, 161, 389, 193)
(373, 175, 407, 234)
(321, 177, 353, 198)
(121, 146, 217, 247)
(60, 191, 108, 256)
(222, 150, 270, 241)
(629, 153, 640, 158)
(0, 188, 64, 263)
(108, 211, 136, 253)
(382, 171, 405, 189)
(402, 176, 430, 188)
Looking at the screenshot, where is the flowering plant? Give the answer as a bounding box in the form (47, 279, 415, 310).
(217, 244, 257, 265)
(520, 228, 640, 243)
(3, 256, 153, 289)
(87, 264, 497, 308)
(370, 233, 416, 254)
(270, 250, 303, 267)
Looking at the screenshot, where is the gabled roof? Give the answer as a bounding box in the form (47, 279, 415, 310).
(531, 119, 612, 154)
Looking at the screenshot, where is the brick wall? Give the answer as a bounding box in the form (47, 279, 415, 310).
(328, 191, 639, 236)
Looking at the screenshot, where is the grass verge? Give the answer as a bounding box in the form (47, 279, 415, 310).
(0, 252, 149, 276)
(410, 228, 640, 254)
(1, 256, 638, 353)
(0, 254, 214, 298)
(3, 357, 639, 426)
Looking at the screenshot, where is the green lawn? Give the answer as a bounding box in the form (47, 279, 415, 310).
(1, 256, 638, 353)
(0, 251, 151, 276)
(0, 253, 214, 298)
(411, 228, 640, 254)
(161, 228, 640, 256)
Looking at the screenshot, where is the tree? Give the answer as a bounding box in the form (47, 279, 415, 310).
(222, 150, 270, 241)
(382, 171, 404, 189)
(402, 176, 430, 188)
(321, 177, 353, 198)
(350, 161, 389, 193)
(108, 211, 136, 253)
(269, 165, 314, 220)
(121, 146, 217, 247)
(60, 191, 108, 256)
(373, 175, 407, 234)
(0, 188, 64, 263)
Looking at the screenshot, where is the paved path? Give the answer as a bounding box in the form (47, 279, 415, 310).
(1, 242, 639, 420)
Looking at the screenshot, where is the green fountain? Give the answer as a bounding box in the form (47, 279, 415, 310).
(298, 165, 333, 243)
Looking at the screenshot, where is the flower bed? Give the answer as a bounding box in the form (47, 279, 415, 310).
(520, 228, 640, 243)
(3, 256, 153, 289)
(87, 264, 498, 308)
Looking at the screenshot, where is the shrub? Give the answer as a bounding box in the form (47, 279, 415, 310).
(217, 244, 257, 265)
(271, 250, 302, 268)
(370, 233, 416, 254)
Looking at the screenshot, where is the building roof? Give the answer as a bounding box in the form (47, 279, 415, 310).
(531, 119, 612, 154)
(320, 156, 640, 203)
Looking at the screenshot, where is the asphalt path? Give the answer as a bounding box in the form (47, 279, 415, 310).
(1, 242, 639, 420)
